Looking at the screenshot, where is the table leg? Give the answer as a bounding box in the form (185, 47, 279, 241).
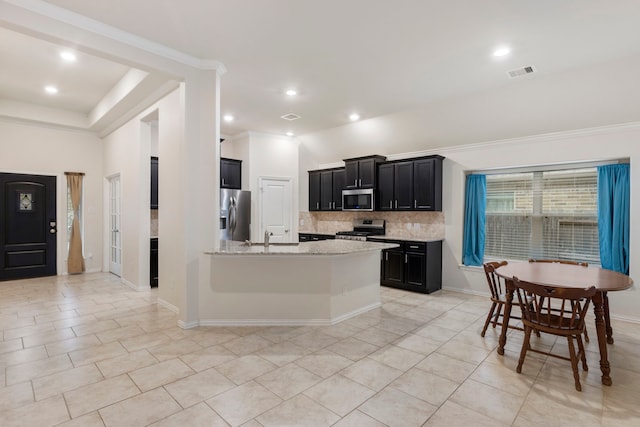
(603, 291, 614, 344)
(592, 292, 612, 386)
(497, 279, 514, 356)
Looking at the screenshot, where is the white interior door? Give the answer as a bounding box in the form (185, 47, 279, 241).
(259, 177, 293, 243)
(109, 175, 122, 276)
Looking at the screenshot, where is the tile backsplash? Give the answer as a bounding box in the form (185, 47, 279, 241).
(299, 211, 444, 240)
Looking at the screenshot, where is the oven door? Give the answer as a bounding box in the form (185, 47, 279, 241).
(342, 189, 374, 211)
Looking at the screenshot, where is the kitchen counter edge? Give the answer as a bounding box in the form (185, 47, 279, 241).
(207, 239, 399, 255)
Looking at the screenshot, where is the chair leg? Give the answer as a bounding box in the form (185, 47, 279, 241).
(567, 336, 582, 391)
(576, 333, 588, 371)
(516, 326, 532, 374)
(492, 304, 503, 329)
(583, 324, 590, 343)
(481, 302, 497, 337)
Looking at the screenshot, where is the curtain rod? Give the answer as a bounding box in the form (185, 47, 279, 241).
(64, 172, 85, 176)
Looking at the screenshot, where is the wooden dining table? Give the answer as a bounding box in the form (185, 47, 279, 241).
(495, 261, 633, 386)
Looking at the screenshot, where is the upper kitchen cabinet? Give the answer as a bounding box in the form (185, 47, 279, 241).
(378, 160, 414, 210)
(377, 155, 443, 211)
(309, 170, 321, 211)
(344, 155, 386, 189)
(413, 156, 443, 211)
(151, 156, 158, 209)
(220, 157, 242, 189)
(310, 168, 345, 211)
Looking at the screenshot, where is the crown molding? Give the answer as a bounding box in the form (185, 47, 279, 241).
(383, 120, 640, 161)
(4, 0, 226, 74)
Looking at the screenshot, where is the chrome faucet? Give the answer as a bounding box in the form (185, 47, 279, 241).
(264, 231, 273, 247)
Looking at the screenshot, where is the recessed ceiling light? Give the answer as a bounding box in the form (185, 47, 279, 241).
(60, 51, 77, 62)
(493, 47, 510, 57)
(349, 113, 360, 121)
(44, 85, 58, 94)
(286, 131, 294, 137)
(285, 89, 297, 96)
(223, 114, 234, 122)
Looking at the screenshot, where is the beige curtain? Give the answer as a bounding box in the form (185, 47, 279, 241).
(66, 172, 85, 274)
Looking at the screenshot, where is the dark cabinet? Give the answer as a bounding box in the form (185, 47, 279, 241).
(299, 233, 336, 242)
(381, 246, 405, 286)
(309, 171, 321, 211)
(378, 161, 415, 210)
(413, 157, 442, 211)
(370, 238, 442, 294)
(377, 155, 443, 211)
(332, 169, 346, 210)
(150, 238, 158, 288)
(344, 155, 386, 189)
(377, 164, 394, 210)
(150, 157, 158, 209)
(221, 158, 242, 189)
(310, 168, 345, 211)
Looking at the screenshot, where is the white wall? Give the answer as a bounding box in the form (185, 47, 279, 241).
(102, 103, 151, 289)
(243, 132, 299, 241)
(0, 120, 103, 274)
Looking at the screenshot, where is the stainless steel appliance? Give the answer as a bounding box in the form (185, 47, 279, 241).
(220, 189, 251, 241)
(342, 188, 375, 211)
(336, 219, 385, 241)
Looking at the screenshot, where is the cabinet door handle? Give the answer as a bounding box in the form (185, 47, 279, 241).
(409, 245, 419, 249)
(385, 252, 388, 261)
(414, 200, 417, 209)
(316, 202, 319, 209)
(359, 179, 362, 187)
(354, 179, 358, 186)
(222, 178, 225, 185)
(389, 200, 392, 209)
(405, 254, 408, 263)
(395, 200, 398, 209)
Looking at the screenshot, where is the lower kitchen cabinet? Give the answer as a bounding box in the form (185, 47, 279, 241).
(150, 238, 158, 288)
(369, 238, 442, 293)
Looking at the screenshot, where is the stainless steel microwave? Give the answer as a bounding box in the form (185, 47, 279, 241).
(342, 188, 374, 211)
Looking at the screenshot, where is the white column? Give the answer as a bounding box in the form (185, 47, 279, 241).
(177, 68, 222, 327)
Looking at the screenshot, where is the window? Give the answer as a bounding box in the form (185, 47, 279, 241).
(484, 167, 599, 264)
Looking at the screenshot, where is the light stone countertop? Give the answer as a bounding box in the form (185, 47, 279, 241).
(207, 239, 399, 255)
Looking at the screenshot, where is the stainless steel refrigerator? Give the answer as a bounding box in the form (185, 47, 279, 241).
(220, 189, 251, 241)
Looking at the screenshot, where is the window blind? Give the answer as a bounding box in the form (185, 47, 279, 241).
(484, 167, 599, 264)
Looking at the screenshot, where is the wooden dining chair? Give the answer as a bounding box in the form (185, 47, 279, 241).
(528, 259, 590, 342)
(512, 276, 596, 391)
(481, 261, 524, 337)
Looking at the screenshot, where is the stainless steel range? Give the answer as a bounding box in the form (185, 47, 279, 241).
(335, 219, 385, 241)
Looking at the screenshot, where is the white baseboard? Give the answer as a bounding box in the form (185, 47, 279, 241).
(194, 302, 381, 327)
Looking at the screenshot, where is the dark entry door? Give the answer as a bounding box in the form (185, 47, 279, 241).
(0, 173, 57, 281)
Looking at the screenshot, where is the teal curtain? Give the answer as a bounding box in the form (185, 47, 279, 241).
(597, 164, 630, 274)
(462, 174, 486, 266)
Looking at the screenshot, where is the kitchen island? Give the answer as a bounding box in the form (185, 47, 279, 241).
(202, 239, 398, 325)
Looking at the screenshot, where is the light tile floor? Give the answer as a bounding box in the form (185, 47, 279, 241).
(1, 273, 639, 426)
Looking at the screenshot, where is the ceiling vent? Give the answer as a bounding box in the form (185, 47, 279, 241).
(507, 65, 536, 79)
(280, 112, 301, 121)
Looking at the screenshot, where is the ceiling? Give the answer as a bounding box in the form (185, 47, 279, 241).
(2, 0, 640, 138)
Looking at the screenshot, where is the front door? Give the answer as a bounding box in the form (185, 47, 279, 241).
(0, 173, 57, 281)
(259, 177, 293, 243)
